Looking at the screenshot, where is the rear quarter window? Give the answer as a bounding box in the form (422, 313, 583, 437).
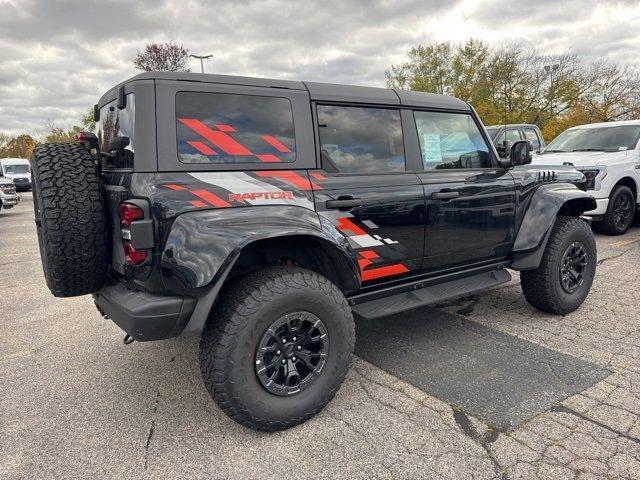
(97, 94, 135, 170)
(176, 92, 296, 164)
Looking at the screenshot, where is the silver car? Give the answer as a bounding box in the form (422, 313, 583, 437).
(0, 175, 20, 212)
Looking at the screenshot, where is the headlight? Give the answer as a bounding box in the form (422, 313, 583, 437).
(580, 169, 602, 190)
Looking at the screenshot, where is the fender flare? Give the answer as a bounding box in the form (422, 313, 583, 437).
(511, 183, 596, 271)
(160, 205, 360, 334)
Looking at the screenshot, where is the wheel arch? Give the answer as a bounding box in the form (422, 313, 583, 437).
(227, 234, 360, 293)
(162, 206, 360, 335)
(511, 183, 596, 270)
(612, 176, 638, 200)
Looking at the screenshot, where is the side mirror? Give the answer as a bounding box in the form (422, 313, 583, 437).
(510, 140, 532, 166)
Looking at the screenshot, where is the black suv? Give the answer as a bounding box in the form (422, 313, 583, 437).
(31, 72, 597, 431)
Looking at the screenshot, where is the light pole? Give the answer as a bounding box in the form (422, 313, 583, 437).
(544, 64, 560, 115)
(190, 54, 213, 73)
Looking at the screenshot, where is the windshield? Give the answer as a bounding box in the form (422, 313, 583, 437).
(3, 164, 30, 175)
(543, 125, 640, 153)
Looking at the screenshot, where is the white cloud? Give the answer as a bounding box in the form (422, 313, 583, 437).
(0, 0, 638, 135)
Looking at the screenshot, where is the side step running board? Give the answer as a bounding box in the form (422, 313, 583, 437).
(351, 269, 511, 319)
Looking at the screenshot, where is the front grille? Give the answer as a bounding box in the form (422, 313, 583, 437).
(13, 178, 28, 183)
(1, 186, 16, 195)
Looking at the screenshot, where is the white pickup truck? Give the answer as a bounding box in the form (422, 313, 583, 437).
(532, 120, 640, 235)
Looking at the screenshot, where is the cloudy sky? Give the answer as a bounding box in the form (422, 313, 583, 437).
(1, 0, 639, 136)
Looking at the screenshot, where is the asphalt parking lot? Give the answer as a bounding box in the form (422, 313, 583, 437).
(2, 193, 640, 480)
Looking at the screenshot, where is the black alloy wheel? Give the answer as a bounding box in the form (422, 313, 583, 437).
(612, 191, 633, 231)
(255, 311, 329, 396)
(559, 241, 588, 294)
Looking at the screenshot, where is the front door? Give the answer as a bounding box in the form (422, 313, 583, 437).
(412, 110, 517, 272)
(312, 104, 425, 285)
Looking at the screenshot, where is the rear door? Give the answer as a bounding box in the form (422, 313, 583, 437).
(412, 110, 517, 272)
(311, 104, 425, 285)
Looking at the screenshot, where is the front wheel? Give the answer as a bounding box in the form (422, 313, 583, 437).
(200, 266, 355, 431)
(598, 185, 636, 235)
(521, 216, 596, 315)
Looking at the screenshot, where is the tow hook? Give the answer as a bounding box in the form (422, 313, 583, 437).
(123, 334, 135, 345)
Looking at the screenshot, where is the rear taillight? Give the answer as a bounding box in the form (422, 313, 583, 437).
(123, 241, 147, 265)
(120, 202, 144, 228)
(119, 202, 147, 265)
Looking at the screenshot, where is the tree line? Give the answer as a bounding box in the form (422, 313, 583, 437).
(3, 39, 639, 159)
(386, 39, 640, 141)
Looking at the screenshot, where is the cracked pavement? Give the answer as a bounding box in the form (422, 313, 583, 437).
(1, 194, 639, 479)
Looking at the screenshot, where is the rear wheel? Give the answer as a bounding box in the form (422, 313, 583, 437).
(521, 216, 596, 315)
(31, 143, 108, 297)
(598, 185, 635, 235)
(200, 266, 354, 431)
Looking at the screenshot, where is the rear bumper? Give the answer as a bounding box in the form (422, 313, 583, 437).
(94, 283, 196, 341)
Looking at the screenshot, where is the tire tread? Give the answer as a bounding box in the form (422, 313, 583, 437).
(199, 266, 354, 431)
(31, 143, 107, 297)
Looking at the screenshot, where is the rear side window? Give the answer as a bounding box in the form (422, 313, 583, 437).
(414, 111, 493, 170)
(176, 92, 295, 164)
(317, 105, 405, 173)
(97, 94, 135, 169)
(523, 128, 541, 149)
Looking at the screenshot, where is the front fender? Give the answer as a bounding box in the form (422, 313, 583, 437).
(161, 205, 359, 291)
(511, 183, 596, 270)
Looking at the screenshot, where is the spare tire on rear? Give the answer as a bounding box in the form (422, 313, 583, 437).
(31, 143, 108, 297)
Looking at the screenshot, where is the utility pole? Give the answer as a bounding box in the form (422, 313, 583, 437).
(190, 54, 213, 73)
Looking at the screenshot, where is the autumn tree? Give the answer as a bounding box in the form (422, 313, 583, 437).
(386, 39, 640, 141)
(133, 42, 191, 72)
(41, 108, 96, 144)
(0, 134, 37, 159)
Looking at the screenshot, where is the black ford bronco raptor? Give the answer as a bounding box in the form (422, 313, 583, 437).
(31, 72, 597, 431)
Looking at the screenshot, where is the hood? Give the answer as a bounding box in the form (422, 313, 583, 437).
(532, 150, 628, 168)
(0, 177, 14, 185)
(4, 172, 31, 179)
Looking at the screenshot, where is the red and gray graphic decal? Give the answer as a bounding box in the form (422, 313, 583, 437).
(159, 171, 315, 210)
(178, 118, 292, 163)
(317, 208, 411, 283)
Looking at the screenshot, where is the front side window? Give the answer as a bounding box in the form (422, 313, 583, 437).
(317, 105, 405, 173)
(414, 111, 493, 169)
(97, 94, 135, 169)
(543, 125, 640, 153)
(176, 92, 295, 164)
(524, 128, 541, 149)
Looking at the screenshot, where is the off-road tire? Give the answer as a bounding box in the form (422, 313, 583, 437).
(31, 143, 108, 297)
(200, 266, 355, 431)
(598, 185, 636, 235)
(521, 216, 596, 315)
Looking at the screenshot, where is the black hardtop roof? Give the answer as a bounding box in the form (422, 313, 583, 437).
(100, 71, 470, 111)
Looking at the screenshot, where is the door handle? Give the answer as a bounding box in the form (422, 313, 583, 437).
(325, 196, 362, 210)
(432, 191, 460, 200)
